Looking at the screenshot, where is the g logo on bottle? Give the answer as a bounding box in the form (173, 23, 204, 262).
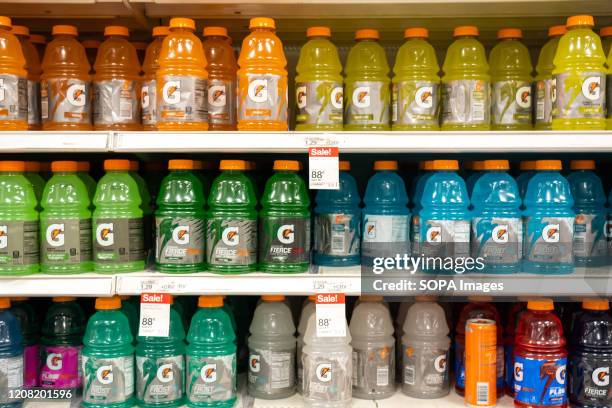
(250, 355, 260, 373)
(415, 86, 434, 109)
(434, 354, 447, 373)
(67, 83, 87, 107)
(296, 86, 307, 109)
(555, 365, 566, 385)
(201, 363, 217, 383)
(46, 224, 65, 247)
(426, 226, 442, 243)
(492, 224, 509, 243)
(0, 225, 8, 249)
(316, 363, 332, 382)
(331, 87, 343, 109)
(593, 367, 609, 387)
(352, 86, 370, 108)
(248, 79, 268, 103)
(208, 84, 227, 107)
(514, 362, 523, 382)
(365, 221, 376, 239)
(141, 85, 150, 109)
(96, 223, 114, 247)
(157, 363, 174, 383)
(46, 353, 63, 371)
(172, 225, 190, 245)
(582, 76, 601, 101)
(516, 86, 532, 109)
(97, 365, 114, 385)
(162, 80, 181, 105)
(277, 225, 295, 244)
(222, 226, 240, 246)
(542, 224, 560, 243)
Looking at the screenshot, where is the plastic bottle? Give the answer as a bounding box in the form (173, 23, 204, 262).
(41, 25, 92, 130)
(0, 17, 27, 130)
(295, 26, 343, 131)
(534, 26, 567, 130)
(523, 160, 575, 274)
(297, 295, 316, 394)
(207, 160, 257, 273)
(401, 300, 450, 398)
(471, 160, 522, 274)
(344, 29, 390, 130)
(82, 40, 100, 70)
(155, 159, 206, 273)
(186, 295, 237, 408)
(82, 296, 135, 408)
(77, 161, 97, 202)
(314, 160, 361, 267)
(237, 17, 288, 131)
(24, 161, 46, 205)
(441, 26, 491, 131)
(136, 295, 186, 408)
(93, 159, 144, 273)
(202, 27, 238, 131)
(30, 34, 46, 61)
(40, 297, 86, 395)
(517, 160, 537, 200)
(411, 161, 433, 257)
(10, 297, 39, 388)
(13, 25, 42, 130)
(0, 161, 39, 276)
(392, 27, 440, 130)
(504, 302, 524, 397)
(0, 298, 23, 408)
(141, 26, 168, 131)
(259, 160, 310, 273)
(513, 299, 567, 408)
(349, 296, 395, 400)
(156, 17, 208, 131)
(552, 15, 607, 130)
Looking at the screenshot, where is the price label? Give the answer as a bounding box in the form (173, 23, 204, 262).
(138, 293, 171, 337)
(309, 147, 339, 190)
(315, 293, 346, 337)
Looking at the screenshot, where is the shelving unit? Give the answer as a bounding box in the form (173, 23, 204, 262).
(0, 273, 114, 296)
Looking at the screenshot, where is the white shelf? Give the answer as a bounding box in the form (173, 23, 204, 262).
(0, 131, 111, 152)
(0, 273, 114, 297)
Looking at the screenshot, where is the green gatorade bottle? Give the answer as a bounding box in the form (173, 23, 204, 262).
(130, 160, 153, 260)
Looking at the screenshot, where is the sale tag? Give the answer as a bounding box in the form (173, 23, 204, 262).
(315, 293, 346, 337)
(138, 293, 171, 337)
(309, 147, 339, 190)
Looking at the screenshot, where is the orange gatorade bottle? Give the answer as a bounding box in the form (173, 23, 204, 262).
(237, 17, 288, 131)
(29, 34, 46, 61)
(93, 26, 141, 130)
(41, 25, 92, 130)
(13, 25, 42, 130)
(203, 26, 237, 131)
(156, 17, 208, 131)
(141, 26, 168, 131)
(81, 40, 100, 70)
(0, 17, 28, 130)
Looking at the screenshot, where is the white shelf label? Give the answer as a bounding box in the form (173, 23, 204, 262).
(138, 293, 171, 337)
(315, 293, 346, 337)
(309, 147, 339, 190)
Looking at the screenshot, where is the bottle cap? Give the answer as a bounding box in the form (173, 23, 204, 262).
(30, 34, 46, 45)
(483, 160, 509, 170)
(359, 295, 383, 302)
(535, 160, 562, 171)
(549, 25, 567, 37)
(77, 161, 90, 172)
(192, 160, 203, 170)
(0, 161, 25, 172)
(129, 160, 139, 171)
(104, 26, 129, 37)
(198, 295, 224, 308)
(52, 25, 78, 37)
(12, 25, 29, 37)
(0, 298, 10, 309)
(600, 26, 612, 37)
(0, 16, 12, 30)
(52, 161, 78, 172)
(24, 161, 40, 172)
(220, 160, 247, 171)
(168, 159, 195, 170)
(432, 160, 459, 171)
(497, 28, 522, 39)
(203, 26, 228, 37)
(583, 299, 609, 311)
(273, 160, 299, 171)
(355, 28, 379, 40)
(454, 26, 479, 37)
(527, 299, 554, 311)
(95, 296, 121, 310)
(104, 159, 130, 171)
(374, 160, 398, 171)
(570, 160, 595, 170)
(339, 160, 350, 171)
(566, 15, 595, 28)
(249, 17, 276, 30)
(52, 296, 76, 302)
(519, 160, 536, 171)
(81, 39, 101, 49)
(306, 26, 331, 38)
(246, 161, 256, 171)
(404, 27, 428, 39)
(262, 295, 285, 302)
(152, 26, 170, 37)
(169, 17, 196, 31)
(308, 295, 316, 301)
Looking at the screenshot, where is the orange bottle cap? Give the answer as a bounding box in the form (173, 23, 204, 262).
(359, 295, 383, 302)
(483, 160, 509, 170)
(152, 26, 170, 37)
(374, 160, 398, 171)
(497, 28, 522, 39)
(454, 26, 479, 37)
(104, 159, 130, 171)
(583, 299, 609, 311)
(95, 296, 121, 310)
(52, 296, 76, 302)
(77, 161, 90, 172)
(306, 26, 331, 38)
(169, 17, 196, 31)
(549, 25, 567, 37)
(81, 39, 101, 49)
(104, 26, 129, 37)
(535, 160, 562, 171)
(168, 159, 195, 170)
(12, 25, 29, 37)
(247, 161, 257, 170)
(570, 160, 595, 170)
(527, 299, 554, 311)
(24, 161, 40, 172)
(220, 160, 247, 171)
(471, 161, 485, 171)
(198, 295, 224, 308)
(600, 26, 612, 37)
(129, 160, 139, 171)
(274, 160, 299, 171)
(52, 25, 78, 37)
(0, 161, 25, 172)
(250, 17, 276, 30)
(191, 160, 203, 170)
(30, 34, 46, 44)
(203, 26, 228, 37)
(432, 160, 459, 171)
(52, 161, 78, 172)
(132, 41, 147, 50)
(519, 160, 536, 171)
(262, 295, 285, 302)
(308, 295, 316, 301)
(0, 16, 12, 30)
(404, 27, 428, 39)
(355, 28, 379, 40)
(11, 297, 28, 301)
(0, 298, 10, 309)
(566, 15, 595, 28)
(339, 160, 350, 171)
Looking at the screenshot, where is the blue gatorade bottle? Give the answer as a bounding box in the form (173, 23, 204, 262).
(523, 160, 574, 274)
(411, 161, 433, 257)
(516, 160, 537, 200)
(465, 160, 484, 196)
(314, 160, 361, 266)
(0, 297, 23, 408)
(470, 160, 522, 273)
(567, 160, 607, 268)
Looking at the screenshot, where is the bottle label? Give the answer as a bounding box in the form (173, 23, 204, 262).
(24, 344, 40, 388)
(0, 355, 23, 403)
(352, 345, 394, 395)
(206, 218, 257, 266)
(441, 79, 490, 126)
(303, 353, 351, 403)
(82, 354, 134, 404)
(40, 345, 83, 389)
(420, 219, 471, 259)
(345, 81, 389, 126)
(524, 216, 574, 264)
(238, 73, 287, 123)
(471, 217, 522, 265)
(392, 80, 439, 126)
(27, 80, 41, 127)
(259, 216, 310, 265)
(141, 79, 157, 126)
(535, 78, 556, 126)
(402, 343, 449, 395)
(295, 81, 343, 126)
(363, 214, 410, 243)
(93, 79, 139, 125)
(136, 354, 184, 404)
(569, 354, 611, 405)
(93, 218, 144, 263)
(155, 217, 205, 265)
(158, 75, 208, 124)
(314, 213, 360, 257)
(0, 220, 39, 266)
(41, 218, 92, 265)
(574, 213, 607, 259)
(186, 353, 236, 404)
(248, 347, 295, 394)
(491, 80, 532, 126)
(455, 342, 504, 391)
(208, 78, 237, 126)
(514, 355, 567, 406)
(0, 74, 27, 122)
(41, 78, 91, 124)
(554, 71, 606, 119)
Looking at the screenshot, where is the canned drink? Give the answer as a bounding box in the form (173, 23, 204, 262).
(465, 318, 497, 407)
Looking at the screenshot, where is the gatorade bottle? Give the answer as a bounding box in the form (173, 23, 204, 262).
(156, 17, 208, 131)
(297, 296, 316, 394)
(259, 160, 310, 273)
(10, 297, 39, 388)
(82, 297, 135, 408)
(0, 298, 23, 408)
(552, 15, 607, 130)
(186, 295, 237, 408)
(40, 297, 86, 395)
(465, 160, 485, 196)
(24, 161, 46, 205)
(0, 17, 27, 130)
(295, 26, 343, 131)
(401, 300, 450, 398)
(569, 299, 612, 407)
(136, 295, 186, 408)
(302, 311, 352, 408)
(513, 299, 567, 408)
(392, 27, 440, 130)
(93, 159, 144, 273)
(504, 302, 524, 397)
(0, 161, 39, 276)
(30, 34, 46, 61)
(344, 29, 390, 130)
(411, 161, 433, 257)
(156, 160, 206, 273)
(535, 26, 567, 130)
(202, 27, 238, 131)
(237, 17, 287, 131)
(517, 160, 537, 200)
(82, 40, 101, 70)
(13, 25, 42, 130)
(314, 160, 361, 267)
(602, 26, 612, 56)
(350, 296, 395, 400)
(471, 160, 522, 274)
(141, 26, 168, 131)
(40, 161, 92, 273)
(441, 26, 491, 131)
(523, 160, 575, 274)
(41, 25, 92, 130)
(77, 161, 97, 202)
(207, 160, 257, 273)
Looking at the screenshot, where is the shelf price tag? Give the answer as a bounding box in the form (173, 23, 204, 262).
(309, 147, 339, 190)
(139, 293, 171, 337)
(315, 293, 346, 337)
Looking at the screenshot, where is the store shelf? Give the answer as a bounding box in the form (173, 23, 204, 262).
(0, 131, 111, 152)
(0, 273, 114, 297)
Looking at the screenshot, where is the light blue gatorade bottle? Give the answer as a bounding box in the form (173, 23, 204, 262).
(516, 160, 537, 201)
(411, 161, 433, 257)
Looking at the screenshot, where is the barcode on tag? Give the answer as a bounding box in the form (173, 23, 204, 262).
(477, 381, 489, 404)
(376, 366, 389, 386)
(120, 100, 133, 119)
(331, 224, 345, 253)
(472, 100, 485, 121)
(404, 366, 415, 385)
(536, 100, 545, 120)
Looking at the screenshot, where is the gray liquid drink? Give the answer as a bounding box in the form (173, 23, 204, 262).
(297, 297, 316, 394)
